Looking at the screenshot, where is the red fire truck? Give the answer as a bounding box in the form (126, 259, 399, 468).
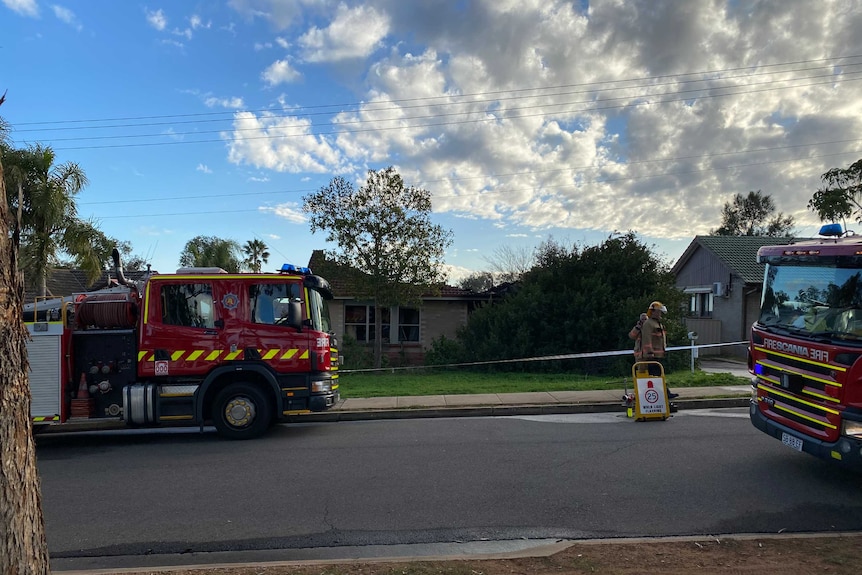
(749, 224, 862, 468)
(25, 250, 339, 439)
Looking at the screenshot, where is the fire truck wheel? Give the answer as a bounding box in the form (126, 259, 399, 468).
(212, 383, 273, 440)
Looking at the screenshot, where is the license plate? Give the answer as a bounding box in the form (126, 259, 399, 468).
(781, 432, 803, 452)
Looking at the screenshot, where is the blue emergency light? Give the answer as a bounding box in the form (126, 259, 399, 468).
(280, 263, 313, 274)
(818, 223, 844, 237)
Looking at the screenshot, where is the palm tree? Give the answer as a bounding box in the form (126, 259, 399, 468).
(179, 235, 242, 272)
(243, 239, 270, 273)
(2, 143, 100, 298)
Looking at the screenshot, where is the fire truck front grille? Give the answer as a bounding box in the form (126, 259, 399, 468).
(753, 346, 843, 442)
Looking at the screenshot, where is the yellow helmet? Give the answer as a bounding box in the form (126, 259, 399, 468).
(648, 301, 667, 314)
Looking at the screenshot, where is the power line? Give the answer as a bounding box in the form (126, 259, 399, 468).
(27, 67, 862, 144)
(76, 136, 862, 206)
(87, 148, 862, 219)
(46, 73, 862, 151)
(16, 58, 862, 134)
(15, 53, 862, 128)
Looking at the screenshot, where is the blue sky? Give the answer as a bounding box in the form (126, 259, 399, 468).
(2, 0, 861, 281)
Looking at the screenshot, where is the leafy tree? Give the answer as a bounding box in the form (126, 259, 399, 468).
(454, 233, 684, 374)
(303, 166, 453, 368)
(711, 190, 795, 237)
(0, 102, 51, 574)
(1, 143, 104, 297)
(179, 235, 241, 272)
(808, 158, 862, 224)
(242, 239, 270, 273)
(458, 271, 495, 292)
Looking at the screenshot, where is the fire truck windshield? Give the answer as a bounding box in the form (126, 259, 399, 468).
(759, 263, 862, 341)
(307, 288, 332, 333)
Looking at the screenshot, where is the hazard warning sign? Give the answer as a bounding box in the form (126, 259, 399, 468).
(631, 361, 670, 421)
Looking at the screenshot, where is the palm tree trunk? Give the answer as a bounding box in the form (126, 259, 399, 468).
(0, 159, 51, 574)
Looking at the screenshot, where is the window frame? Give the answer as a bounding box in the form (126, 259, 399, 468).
(344, 303, 420, 344)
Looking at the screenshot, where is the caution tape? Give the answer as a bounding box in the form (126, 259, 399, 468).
(340, 341, 749, 374)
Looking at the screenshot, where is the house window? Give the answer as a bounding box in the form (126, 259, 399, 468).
(344, 305, 420, 343)
(161, 283, 214, 328)
(398, 307, 420, 342)
(689, 292, 713, 318)
(345, 305, 389, 342)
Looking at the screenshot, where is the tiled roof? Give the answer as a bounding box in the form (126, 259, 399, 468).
(307, 250, 478, 299)
(673, 236, 814, 284)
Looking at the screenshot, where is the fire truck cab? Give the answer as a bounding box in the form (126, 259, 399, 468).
(26, 252, 339, 440)
(749, 224, 862, 468)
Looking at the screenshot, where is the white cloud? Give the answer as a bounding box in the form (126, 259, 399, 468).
(248, 175, 270, 182)
(204, 95, 244, 108)
(189, 14, 210, 29)
(172, 27, 192, 40)
(254, 41, 272, 51)
(225, 111, 346, 174)
(196, 163, 212, 174)
(146, 8, 166, 31)
(298, 3, 390, 62)
(275, 36, 289, 49)
(224, 1, 862, 249)
(261, 59, 301, 86)
(227, 0, 315, 29)
(2, 0, 38, 17)
(52, 5, 81, 30)
(259, 202, 306, 224)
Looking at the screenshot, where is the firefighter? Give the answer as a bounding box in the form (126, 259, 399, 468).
(628, 312, 648, 361)
(639, 301, 678, 399)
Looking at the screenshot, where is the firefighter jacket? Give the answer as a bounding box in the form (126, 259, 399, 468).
(640, 316, 666, 360)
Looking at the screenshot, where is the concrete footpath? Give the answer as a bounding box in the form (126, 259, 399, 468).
(302, 357, 754, 422)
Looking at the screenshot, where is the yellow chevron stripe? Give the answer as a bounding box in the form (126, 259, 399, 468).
(300, 350, 309, 360)
(771, 403, 838, 430)
(757, 384, 839, 415)
(225, 350, 242, 360)
(759, 375, 840, 404)
(186, 350, 204, 361)
(281, 349, 298, 360)
(753, 345, 846, 371)
(138, 351, 149, 362)
(206, 350, 222, 361)
(262, 349, 279, 360)
(171, 350, 185, 361)
(757, 360, 842, 388)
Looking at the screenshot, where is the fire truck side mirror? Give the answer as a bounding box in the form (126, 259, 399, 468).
(286, 301, 303, 331)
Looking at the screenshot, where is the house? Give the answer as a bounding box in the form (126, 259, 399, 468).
(308, 250, 486, 366)
(671, 235, 811, 357)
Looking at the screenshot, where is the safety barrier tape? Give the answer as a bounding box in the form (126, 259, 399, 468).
(340, 340, 749, 374)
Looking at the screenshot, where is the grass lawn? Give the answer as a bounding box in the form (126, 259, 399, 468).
(336, 368, 749, 398)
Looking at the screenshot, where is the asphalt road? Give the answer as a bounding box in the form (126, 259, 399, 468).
(36, 409, 862, 570)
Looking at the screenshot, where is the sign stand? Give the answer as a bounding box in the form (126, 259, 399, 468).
(631, 361, 671, 421)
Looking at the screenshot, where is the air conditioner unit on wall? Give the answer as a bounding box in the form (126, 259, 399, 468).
(712, 281, 724, 297)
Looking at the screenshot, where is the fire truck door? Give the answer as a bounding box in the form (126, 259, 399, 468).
(140, 281, 225, 377)
(245, 281, 311, 373)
